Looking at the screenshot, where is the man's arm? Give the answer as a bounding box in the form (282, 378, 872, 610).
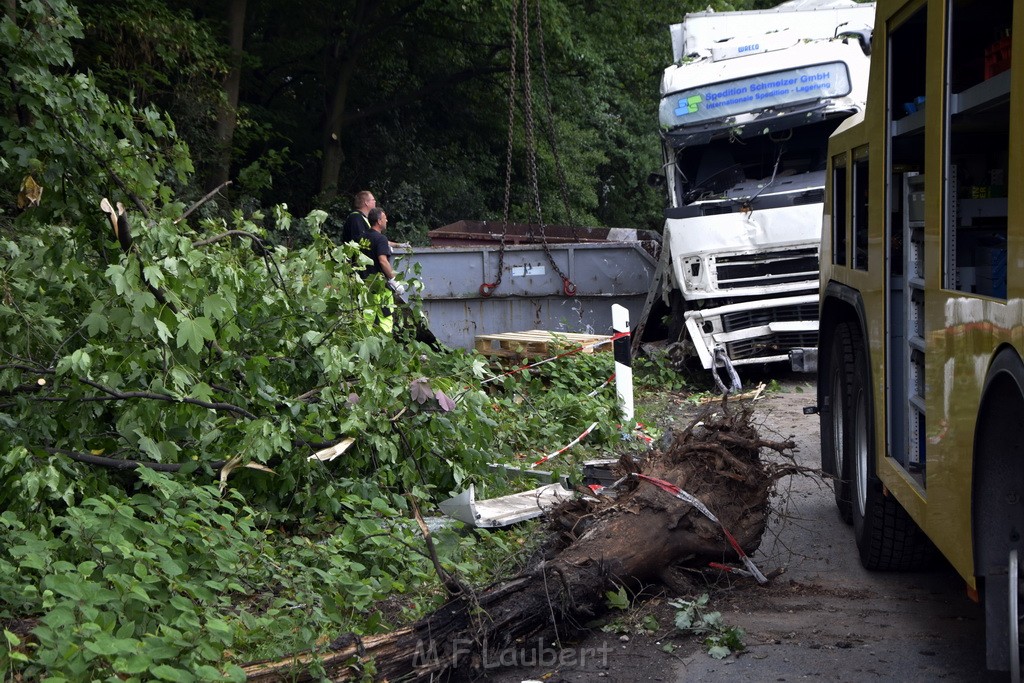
(377, 254, 395, 280)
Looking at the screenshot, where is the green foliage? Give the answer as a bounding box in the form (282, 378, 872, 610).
(0, 466, 474, 677)
(0, 197, 506, 513)
(669, 594, 745, 659)
(1, 0, 193, 222)
(0, 1, 719, 678)
(482, 347, 619, 463)
(599, 599, 661, 637)
(635, 353, 690, 392)
(605, 586, 630, 611)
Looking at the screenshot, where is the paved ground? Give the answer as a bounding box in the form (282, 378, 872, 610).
(677, 379, 999, 682)
(462, 378, 1004, 683)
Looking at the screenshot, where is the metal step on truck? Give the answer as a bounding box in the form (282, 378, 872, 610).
(652, 0, 875, 385)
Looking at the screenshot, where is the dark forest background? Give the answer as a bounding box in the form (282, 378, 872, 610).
(2, 0, 776, 244)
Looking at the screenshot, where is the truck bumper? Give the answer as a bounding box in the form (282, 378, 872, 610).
(683, 293, 819, 369)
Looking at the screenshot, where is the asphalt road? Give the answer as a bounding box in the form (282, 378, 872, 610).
(677, 379, 1003, 682)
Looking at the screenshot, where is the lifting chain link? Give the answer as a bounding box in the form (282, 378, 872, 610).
(482, 0, 576, 298)
(520, 0, 575, 296)
(481, 0, 520, 298)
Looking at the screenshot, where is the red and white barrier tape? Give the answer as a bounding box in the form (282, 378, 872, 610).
(636, 473, 768, 584)
(533, 421, 599, 466)
(588, 374, 615, 398)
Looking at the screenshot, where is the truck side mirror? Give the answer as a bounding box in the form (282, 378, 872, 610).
(647, 172, 666, 189)
(839, 29, 872, 56)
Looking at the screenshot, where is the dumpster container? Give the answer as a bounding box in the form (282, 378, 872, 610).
(395, 221, 661, 350)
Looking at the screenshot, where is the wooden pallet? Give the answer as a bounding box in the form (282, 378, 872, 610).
(474, 329, 612, 358)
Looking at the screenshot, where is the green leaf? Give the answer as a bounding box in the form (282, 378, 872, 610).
(83, 306, 109, 336)
(106, 264, 129, 295)
(605, 586, 629, 611)
(154, 318, 172, 343)
(44, 574, 84, 600)
(116, 654, 154, 674)
(4, 629, 20, 646)
(160, 558, 185, 578)
(175, 315, 214, 354)
(1, 16, 20, 44)
(202, 293, 231, 321)
(707, 644, 731, 659)
(85, 635, 137, 656)
(188, 382, 214, 402)
(674, 609, 694, 631)
(68, 348, 92, 375)
(151, 664, 195, 682)
(143, 264, 164, 287)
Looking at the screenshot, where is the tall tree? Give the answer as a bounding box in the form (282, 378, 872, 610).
(208, 0, 248, 192)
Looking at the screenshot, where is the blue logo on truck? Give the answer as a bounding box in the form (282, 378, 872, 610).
(674, 95, 703, 117)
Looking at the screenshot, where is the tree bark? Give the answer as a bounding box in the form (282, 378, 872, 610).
(243, 403, 800, 682)
(207, 0, 247, 192)
(318, 0, 381, 200)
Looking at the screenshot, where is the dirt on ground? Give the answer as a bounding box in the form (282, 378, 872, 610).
(449, 373, 1004, 683)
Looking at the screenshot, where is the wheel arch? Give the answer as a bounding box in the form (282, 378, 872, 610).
(972, 345, 1024, 578)
(818, 280, 869, 446)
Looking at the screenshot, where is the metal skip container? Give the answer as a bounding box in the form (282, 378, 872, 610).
(394, 221, 661, 350)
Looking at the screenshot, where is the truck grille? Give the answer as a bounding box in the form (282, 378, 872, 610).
(715, 248, 819, 290)
(722, 302, 819, 361)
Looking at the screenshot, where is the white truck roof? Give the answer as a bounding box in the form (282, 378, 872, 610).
(670, 0, 875, 64)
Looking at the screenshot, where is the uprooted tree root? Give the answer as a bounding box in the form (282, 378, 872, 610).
(244, 400, 810, 682)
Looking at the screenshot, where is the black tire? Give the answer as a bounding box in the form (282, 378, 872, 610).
(820, 323, 854, 524)
(973, 349, 1024, 672)
(848, 324, 933, 570)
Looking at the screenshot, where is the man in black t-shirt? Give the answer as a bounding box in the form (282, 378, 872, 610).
(361, 208, 394, 278)
(340, 190, 375, 243)
(360, 207, 404, 333)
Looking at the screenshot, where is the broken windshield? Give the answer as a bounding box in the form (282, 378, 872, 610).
(671, 118, 838, 210)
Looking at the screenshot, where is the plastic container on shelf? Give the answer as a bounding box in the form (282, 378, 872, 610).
(984, 33, 1011, 80)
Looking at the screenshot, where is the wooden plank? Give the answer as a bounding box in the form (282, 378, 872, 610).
(474, 329, 612, 358)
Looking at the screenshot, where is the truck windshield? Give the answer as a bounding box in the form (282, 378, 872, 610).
(670, 117, 840, 210)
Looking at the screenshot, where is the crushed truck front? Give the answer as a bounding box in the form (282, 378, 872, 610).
(656, 0, 874, 371)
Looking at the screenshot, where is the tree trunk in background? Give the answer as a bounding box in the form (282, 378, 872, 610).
(318, 0, 384, 201)
(318, 57, 356, 202)
(208, 0, 247, 192)
(4, 0, 25, 128)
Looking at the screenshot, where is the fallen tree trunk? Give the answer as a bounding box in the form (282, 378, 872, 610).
(244, 400, 800, 681)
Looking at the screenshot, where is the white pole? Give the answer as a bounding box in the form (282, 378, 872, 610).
(611, 304, 633, 423)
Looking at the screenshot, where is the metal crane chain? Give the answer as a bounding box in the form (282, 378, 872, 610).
(521, 0, 576, 296)
(482, 0, 576, 298)
(481, 0, 520, 298)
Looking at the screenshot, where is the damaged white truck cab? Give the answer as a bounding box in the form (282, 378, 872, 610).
(656, 0, 873, 375)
